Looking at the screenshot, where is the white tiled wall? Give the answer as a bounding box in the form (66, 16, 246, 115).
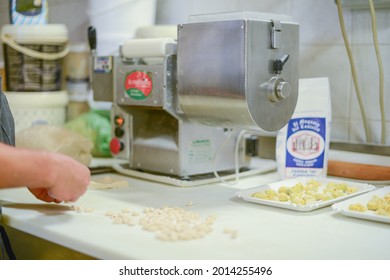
(0, 0, 389, 146)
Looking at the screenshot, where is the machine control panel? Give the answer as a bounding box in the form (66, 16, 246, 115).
(110, 109, 131, 160)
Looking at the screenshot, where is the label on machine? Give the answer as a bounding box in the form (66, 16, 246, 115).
(124, 70, 153, 100)
(94, 56, 113, 74)
(188, 139, 213, 165)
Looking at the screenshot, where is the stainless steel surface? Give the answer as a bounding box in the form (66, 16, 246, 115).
(115, 56, 176, 113)
(112, 106, 247, 177)
(177, 16, 299, 131)
(111, 43, 249, 177)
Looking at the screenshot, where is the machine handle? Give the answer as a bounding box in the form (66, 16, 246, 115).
(88, 26, 97, 52)
(273, 54, 289, 74)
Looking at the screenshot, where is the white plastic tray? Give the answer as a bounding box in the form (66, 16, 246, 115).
(235, 177, 376, 212)
(332, 187, 390, 224)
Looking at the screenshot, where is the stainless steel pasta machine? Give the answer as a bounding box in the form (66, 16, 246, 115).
(89, 12, 299, 181)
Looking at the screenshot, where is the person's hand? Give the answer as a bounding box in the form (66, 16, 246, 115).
(27, 152, 90, 203)
(28, 188, 63, 203)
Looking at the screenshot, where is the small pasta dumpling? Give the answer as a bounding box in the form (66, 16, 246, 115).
(313, 192, 323, 201)
(251, 191, 267, 200)
(321, 192, 334, 201)
(349, 203, 367, 212)
(325, 182, 337, 192)
(332, 189, 346, 198)
(278, 186, 289, 194)
(269, 195, 280, 201)
(307, 179, 321, 187)
(335, 183, 348, 192)
(367, 196, 384, 211)
(290, 194, 306, 206)
(383, 203, 390, 213)
(265, 189, 278, 198)
(277, 192, 290, 202)
(346, 186, 358, 194)
(375, 208, 388, 217)
(289, 183, 304, 194)
(303, 194, 316, 203)
(383, 193, 390, 203)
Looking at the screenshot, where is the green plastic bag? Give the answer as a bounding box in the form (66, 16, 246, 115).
(65, 110, 112, 158)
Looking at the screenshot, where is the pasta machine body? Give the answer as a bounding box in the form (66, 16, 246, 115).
(91, 12, 299, 179)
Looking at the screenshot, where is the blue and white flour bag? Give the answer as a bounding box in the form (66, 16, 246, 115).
(276, 77, 332, 179)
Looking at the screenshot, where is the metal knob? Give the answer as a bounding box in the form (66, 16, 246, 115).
(267, 77, 291, 102)
(276, 80, 291, 100)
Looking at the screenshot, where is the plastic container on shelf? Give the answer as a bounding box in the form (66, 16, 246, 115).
(1, 24, 69, 92)
(64, 43, 90, 81)
(66, 78, 90, 121)
(66, 78, 89, 99)
(5, 90, 69, 132)
(9, 0, 49, 25)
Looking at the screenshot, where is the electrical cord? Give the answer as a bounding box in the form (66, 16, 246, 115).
(336, 0, 372, 143)
(212, 129, 234, 184)
(368, 0, 386, 144)
(213, 129, 248, 185)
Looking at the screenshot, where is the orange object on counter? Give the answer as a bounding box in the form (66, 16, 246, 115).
(327, 160, 390, 181)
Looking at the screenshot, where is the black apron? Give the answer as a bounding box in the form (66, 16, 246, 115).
(0, 75, 16, 259)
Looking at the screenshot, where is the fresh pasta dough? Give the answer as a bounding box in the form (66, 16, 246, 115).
(349, 192, 390, 217)
(348, 203, 367, 212)
(250, 180, 358, 206)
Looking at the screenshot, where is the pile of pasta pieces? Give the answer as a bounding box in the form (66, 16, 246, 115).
(251, 179, 358, 206)
(349, 192, 390, 217)
(71, 204, 240, 241)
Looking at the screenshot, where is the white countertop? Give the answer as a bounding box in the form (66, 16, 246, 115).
(1, 168, 389, 260)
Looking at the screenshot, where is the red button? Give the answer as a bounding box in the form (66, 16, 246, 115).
(114, 115, 125, 127)
(110, 138, 123, 154)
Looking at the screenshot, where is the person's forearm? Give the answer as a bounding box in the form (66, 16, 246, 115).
(0, 143, 53, 189)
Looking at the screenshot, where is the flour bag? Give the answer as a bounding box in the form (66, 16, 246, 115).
(276, 77, 332, 179)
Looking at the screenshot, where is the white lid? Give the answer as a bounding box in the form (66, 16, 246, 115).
(70, 42, 89, 53)
(1, 24, 68, 44)
(188, 11, 294, 24)
(135, 25, 177, 40)
(4, 90, 69, 108)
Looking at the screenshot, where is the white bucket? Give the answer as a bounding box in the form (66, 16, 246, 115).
(88, 0, 157, 55)
(64, 43, 90, 80)
(1, 24, 69, 91)
(5, 90, 68, 132)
